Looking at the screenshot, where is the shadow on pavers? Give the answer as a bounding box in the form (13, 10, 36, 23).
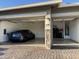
(52, 46, 79, 49)
(0, 48, 8, 56)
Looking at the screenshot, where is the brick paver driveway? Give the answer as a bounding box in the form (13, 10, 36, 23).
(0, 45, 79, 59)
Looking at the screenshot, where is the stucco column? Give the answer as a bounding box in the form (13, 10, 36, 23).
(45, 7, 53, 49)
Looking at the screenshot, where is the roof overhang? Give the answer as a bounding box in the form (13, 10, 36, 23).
(0, 0, 62, 11)
(59, 3, 79, 8)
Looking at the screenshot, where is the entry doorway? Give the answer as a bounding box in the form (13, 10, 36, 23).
(53, 21, 63, 39)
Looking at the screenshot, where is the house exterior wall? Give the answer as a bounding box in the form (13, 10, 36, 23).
(0, 6, 48, 19)
(0, 21, 44, 42)
(70, 19, 79, 42)
(52, 6, 79, 40)
(52, 7, 79, 19)
(2, 6, 79, 20)
(0, 5, 79, 49)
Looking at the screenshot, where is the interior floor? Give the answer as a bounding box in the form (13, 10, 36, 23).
(0, 38, 45, 45)
(53, 38, 79, 44)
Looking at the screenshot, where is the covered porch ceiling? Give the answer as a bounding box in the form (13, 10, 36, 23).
(0, 12, 79, 22)
(0, 16, 78, 23)
(0, 16, 45, 23)
(53, 18, 78, 21)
